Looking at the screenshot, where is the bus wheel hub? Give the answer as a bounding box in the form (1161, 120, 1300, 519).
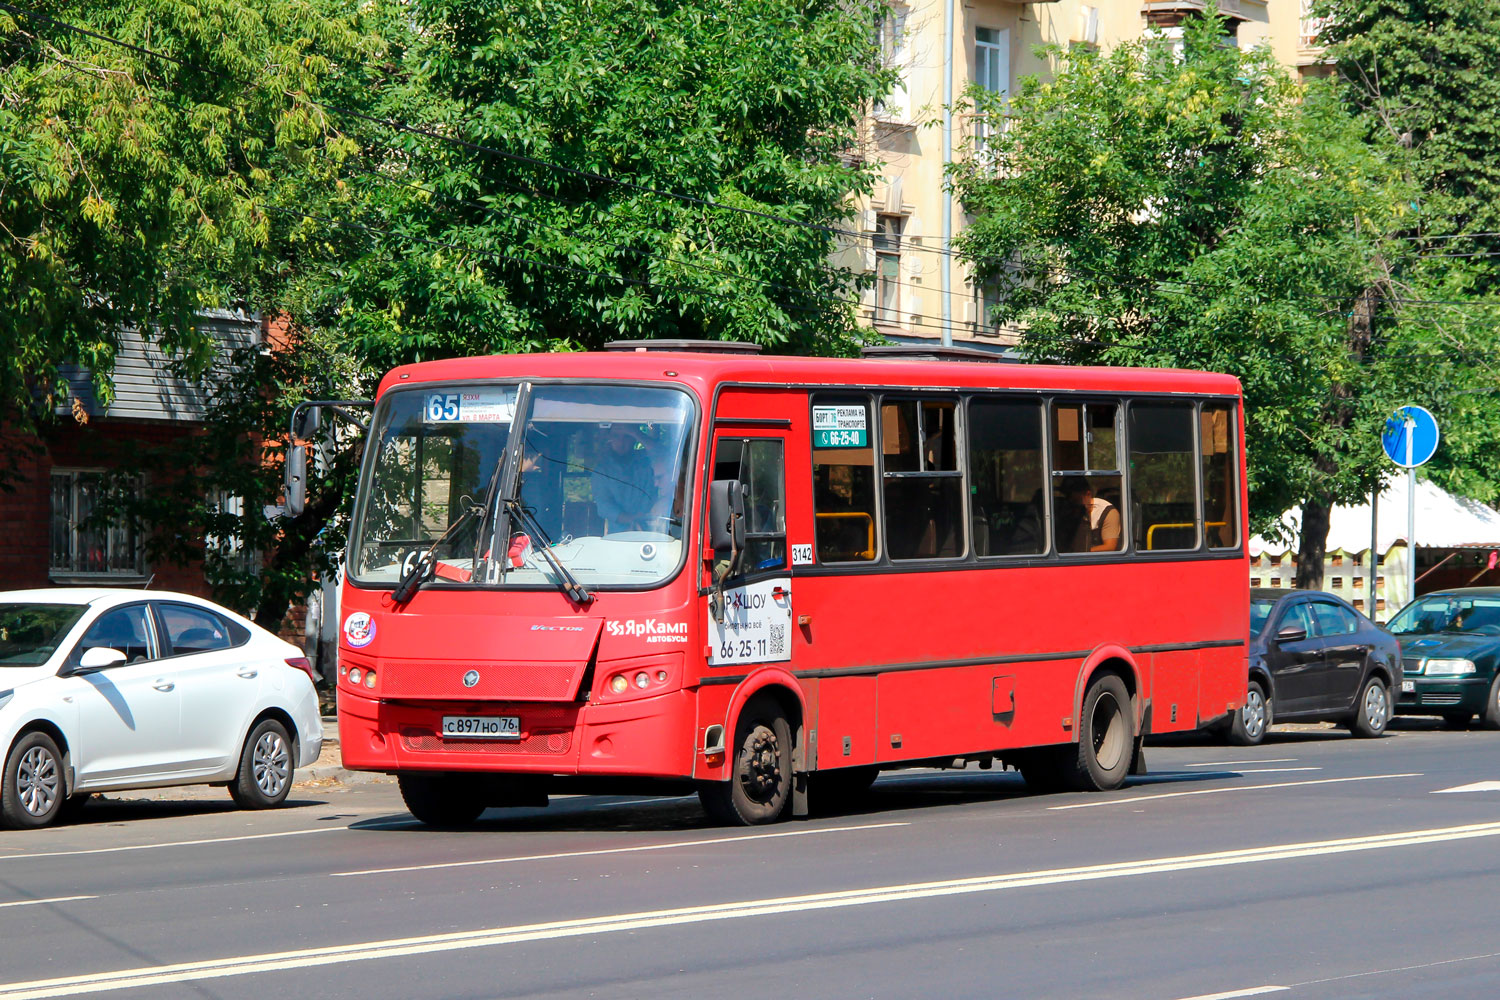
(743, 732, 781, 799)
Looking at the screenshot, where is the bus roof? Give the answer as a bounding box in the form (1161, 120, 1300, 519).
(376, 348, 1242, 400)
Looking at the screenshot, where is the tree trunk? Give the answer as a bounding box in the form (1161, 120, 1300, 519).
(1296, 498, 1332, 591)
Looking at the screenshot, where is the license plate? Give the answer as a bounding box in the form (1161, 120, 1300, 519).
(1401, 681, 1415, 693)
(441, 715, 520, 739)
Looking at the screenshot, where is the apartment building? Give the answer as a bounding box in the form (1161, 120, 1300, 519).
(849, 0, 1329, 350)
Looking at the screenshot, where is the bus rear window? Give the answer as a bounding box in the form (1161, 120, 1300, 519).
(812, 396, 877, 562)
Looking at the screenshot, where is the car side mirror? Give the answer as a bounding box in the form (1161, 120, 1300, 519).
(709, 479, 747, 573)
(70, 647, 127, 674)
(1276, 625, 1308, 643)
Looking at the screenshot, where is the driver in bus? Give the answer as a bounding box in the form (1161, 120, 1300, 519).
(592, 424, 657, 532)
(1059, 475, 1121, 553)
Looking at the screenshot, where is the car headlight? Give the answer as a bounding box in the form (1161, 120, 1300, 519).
(1423, 658, 1477, 676)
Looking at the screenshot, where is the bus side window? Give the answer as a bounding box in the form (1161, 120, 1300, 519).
(968, 398, 1046, 556)
(1201, 403, 1239, 548)
(1051, 402, 1124, 555)
(1128, 403, 1197, 551)
(714, 437, 786, 574)
(881, 398, 964, 560)
(812, 396, 878, 563)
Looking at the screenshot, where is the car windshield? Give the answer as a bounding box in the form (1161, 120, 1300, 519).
(1250, 598, 1276, 637)
(350, 383, 695, 589)
(1386, 595, 1500, 636)
(0, 603, 87, 667)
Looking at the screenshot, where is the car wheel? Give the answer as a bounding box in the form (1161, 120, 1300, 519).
(398, 773, 487, 826)
(1482, 675, 1500, 731)
(229, 718, 295, 809)
(1351, 676, 1390, 738)
(2, 731, 66, 829)
(1229, 680, 1270, 746)
(698, 696, 793, 825)
(1061, 673, 1134, 792)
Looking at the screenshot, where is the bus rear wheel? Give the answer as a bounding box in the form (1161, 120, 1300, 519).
(699, 697, 793, 826)
(398, 773, 487, 827)
(1064, 673, 1134, 792)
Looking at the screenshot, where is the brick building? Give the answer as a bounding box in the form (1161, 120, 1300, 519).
(1, 312, 262, 597)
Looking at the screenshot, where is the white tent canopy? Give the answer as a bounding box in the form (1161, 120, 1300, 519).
(1252, 476, 1500, 558)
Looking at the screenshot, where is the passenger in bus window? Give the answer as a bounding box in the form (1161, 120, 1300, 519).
(592, 424, 656, 531)
(1058, 476, 1121, 553)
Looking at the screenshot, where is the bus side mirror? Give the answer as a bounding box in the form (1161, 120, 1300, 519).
(709, 479, 746, 573)
(285, 444, 308, 518)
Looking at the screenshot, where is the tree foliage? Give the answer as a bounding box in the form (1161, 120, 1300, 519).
(0, 0, 377, 438)
(282, 0, 894, 370)
(949, 11, 1493, 583)
(6, 0, 894, 625)
(1313, 0, 1500, 508)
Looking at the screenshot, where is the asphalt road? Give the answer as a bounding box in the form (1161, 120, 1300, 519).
(2, 721, 1498, 1000)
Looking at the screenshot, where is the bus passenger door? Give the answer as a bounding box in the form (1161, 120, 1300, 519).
(704, 434, 794, 669)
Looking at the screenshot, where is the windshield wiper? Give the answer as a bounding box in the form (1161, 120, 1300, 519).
(391, 500, 485, 605)
(503, 497, 594, 605)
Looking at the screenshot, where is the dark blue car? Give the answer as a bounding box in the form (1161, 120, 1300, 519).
(1388, 588, 1500, 728)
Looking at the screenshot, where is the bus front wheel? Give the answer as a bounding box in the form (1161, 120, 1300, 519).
(698, 697, 793, 826)
(1065, 673, 1135, 792)
(398, 772, 487, 827)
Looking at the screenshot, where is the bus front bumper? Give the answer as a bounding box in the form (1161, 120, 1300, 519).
(337, 687, 697, 779)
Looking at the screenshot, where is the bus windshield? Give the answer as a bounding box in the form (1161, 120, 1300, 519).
(350, 383, 695, 589)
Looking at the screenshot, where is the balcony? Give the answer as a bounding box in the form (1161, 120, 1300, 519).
(1142, 0, 1255, 25)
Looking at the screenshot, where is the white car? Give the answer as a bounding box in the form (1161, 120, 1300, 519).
(0, 589, 323, 828)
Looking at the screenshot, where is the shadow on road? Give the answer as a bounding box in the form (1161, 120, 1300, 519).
(343, 766, 1258, 834)
(60, 795, 329, 827)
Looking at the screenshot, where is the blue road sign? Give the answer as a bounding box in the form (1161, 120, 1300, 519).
(1381, 405, 1439, 468)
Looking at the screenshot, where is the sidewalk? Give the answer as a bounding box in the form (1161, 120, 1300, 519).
(295, 716, 387, 787)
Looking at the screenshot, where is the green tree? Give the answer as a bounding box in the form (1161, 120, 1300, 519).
(14, 0, 895, 628)
(1313, 0, 1500, 506)
(281, 0, 894, 370)
(0, 0, 376, 447)
(950, 10, 1487, 586)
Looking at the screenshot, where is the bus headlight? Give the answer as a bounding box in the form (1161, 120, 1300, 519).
(610, 674, 629, 694)
(634, 672, 651, 689)
(348, 667, 362, 686)
(1424, 658, 1477, 676)
(364, 670, 378, 688)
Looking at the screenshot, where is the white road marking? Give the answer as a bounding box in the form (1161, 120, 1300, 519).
(1432, 781, 1500, 794)
(5, 819, 1500, 999)
(1213, 767, 1319, 774)
(0, 896, 96, 910)
(331, 821, 911, 877)
(1172, 988, 1289, 1000)
(1047, 773, 1422, 810)
(0, 827, 339, 863)
(1184, 759, 1298, 767)
(1297, 947, 1500, 987)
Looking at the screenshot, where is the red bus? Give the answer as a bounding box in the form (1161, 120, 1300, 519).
(294, 342, 1248, 825)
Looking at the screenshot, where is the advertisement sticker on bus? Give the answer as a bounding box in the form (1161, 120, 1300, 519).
(423, 388, 516, 424)
(343, 611, 376, 648)
(812, 405, 867, 448)
(708, 577, 793, 666)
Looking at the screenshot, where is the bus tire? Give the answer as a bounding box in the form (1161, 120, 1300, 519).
(1065, 673, 1134, 792)
(398, 772, 487, 827)
(698, 697, 793, 826)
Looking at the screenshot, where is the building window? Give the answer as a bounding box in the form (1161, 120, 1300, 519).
(875, 5, 912, 123)
(975, 27, 1010, 148)
(50, 470, 145, 579)
(874, 214, 903, 325)
(205, 491, 258, 579)
(1076, 5, 1099, 46)
(1331, 577, 1343, 589)
(1250, 578, 1261, 587)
